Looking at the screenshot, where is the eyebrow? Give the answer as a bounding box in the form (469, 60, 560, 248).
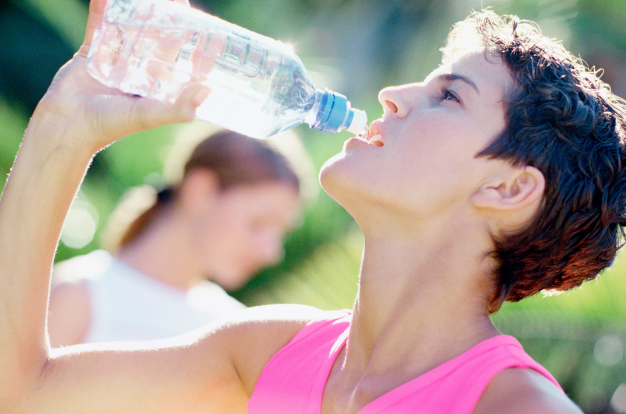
(438, 73, 480, 95)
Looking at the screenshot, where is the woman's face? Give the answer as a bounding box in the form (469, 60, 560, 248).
(194, 182, 301, 290)
(320, 51, 513, 226)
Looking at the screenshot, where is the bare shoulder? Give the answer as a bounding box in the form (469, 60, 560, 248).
(48, 279, 91, 347)
(51, 250, 111, 284)
(217, 304, 337, 394)
(474, 367, 583, 414)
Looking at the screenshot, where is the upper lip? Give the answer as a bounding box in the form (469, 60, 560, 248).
(368, 120, 385, 146)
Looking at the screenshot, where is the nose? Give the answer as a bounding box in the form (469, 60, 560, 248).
(378, 84, 420, 119)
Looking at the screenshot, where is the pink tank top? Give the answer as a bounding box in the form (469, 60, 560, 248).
(248, 310, 561, 414)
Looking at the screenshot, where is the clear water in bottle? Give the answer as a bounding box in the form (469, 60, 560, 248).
(86, 0, 367, 139)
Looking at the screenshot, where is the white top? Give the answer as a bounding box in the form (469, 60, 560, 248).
(54, 250, 246, 343)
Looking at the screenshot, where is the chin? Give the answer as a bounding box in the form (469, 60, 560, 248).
(320, 150, 345, 172)
(319, 154, 347, 198)
(320, 158, 397, 231)
(319, 156, 365, 215)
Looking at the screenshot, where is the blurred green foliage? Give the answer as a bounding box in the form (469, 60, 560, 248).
(1, 0, 626, 412)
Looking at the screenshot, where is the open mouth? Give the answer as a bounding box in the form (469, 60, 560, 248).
(369, 134, 384, 146)
(354, 122, 385, 147)
(367, 121, 385, 147)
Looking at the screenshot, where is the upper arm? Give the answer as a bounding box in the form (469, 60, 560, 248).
(474, 368, 584, 414)
(225, 304, 328, 395)
(21, 304, 324, 414)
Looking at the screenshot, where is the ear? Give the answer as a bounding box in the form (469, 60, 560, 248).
(471, 165, 545, 212)
(178, 168, 220, 212)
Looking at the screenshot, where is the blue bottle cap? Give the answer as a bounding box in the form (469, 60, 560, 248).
(311, 90, 350, 134)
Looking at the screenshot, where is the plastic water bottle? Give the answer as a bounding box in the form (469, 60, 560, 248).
(86, 0, 367, 139)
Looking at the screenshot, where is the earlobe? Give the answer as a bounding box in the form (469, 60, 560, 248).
(472, 166, 545, 211)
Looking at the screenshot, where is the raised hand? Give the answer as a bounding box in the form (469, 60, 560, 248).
(34, 0, 210, 153)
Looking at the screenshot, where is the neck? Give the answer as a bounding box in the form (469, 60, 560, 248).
(334, 212, 500, 405)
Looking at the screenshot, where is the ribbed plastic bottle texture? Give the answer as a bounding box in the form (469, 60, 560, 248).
(86, 0, 367, 139)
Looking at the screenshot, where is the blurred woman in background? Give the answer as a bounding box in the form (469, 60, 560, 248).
(48, 129, 304, 346)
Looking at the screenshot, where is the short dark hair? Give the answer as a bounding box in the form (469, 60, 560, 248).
(442, 10, 626, 310)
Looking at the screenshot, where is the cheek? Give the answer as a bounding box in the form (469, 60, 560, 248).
(200, 220, 253, 281)
(384, 124, 485, 211)
(194, 204, 245, 258)
(213, 213, 250, 250)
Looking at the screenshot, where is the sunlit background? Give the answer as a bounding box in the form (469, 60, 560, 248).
(1, 0, 626, 412)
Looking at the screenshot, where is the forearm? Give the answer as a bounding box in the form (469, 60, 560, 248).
(0, 106, 95, 402)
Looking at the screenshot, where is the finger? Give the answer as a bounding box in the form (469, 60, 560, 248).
(83, 0, 107, 49)
(190, 33, 223, 82)
(172, 84, 212, 121)
(131, 84, 211, 129)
